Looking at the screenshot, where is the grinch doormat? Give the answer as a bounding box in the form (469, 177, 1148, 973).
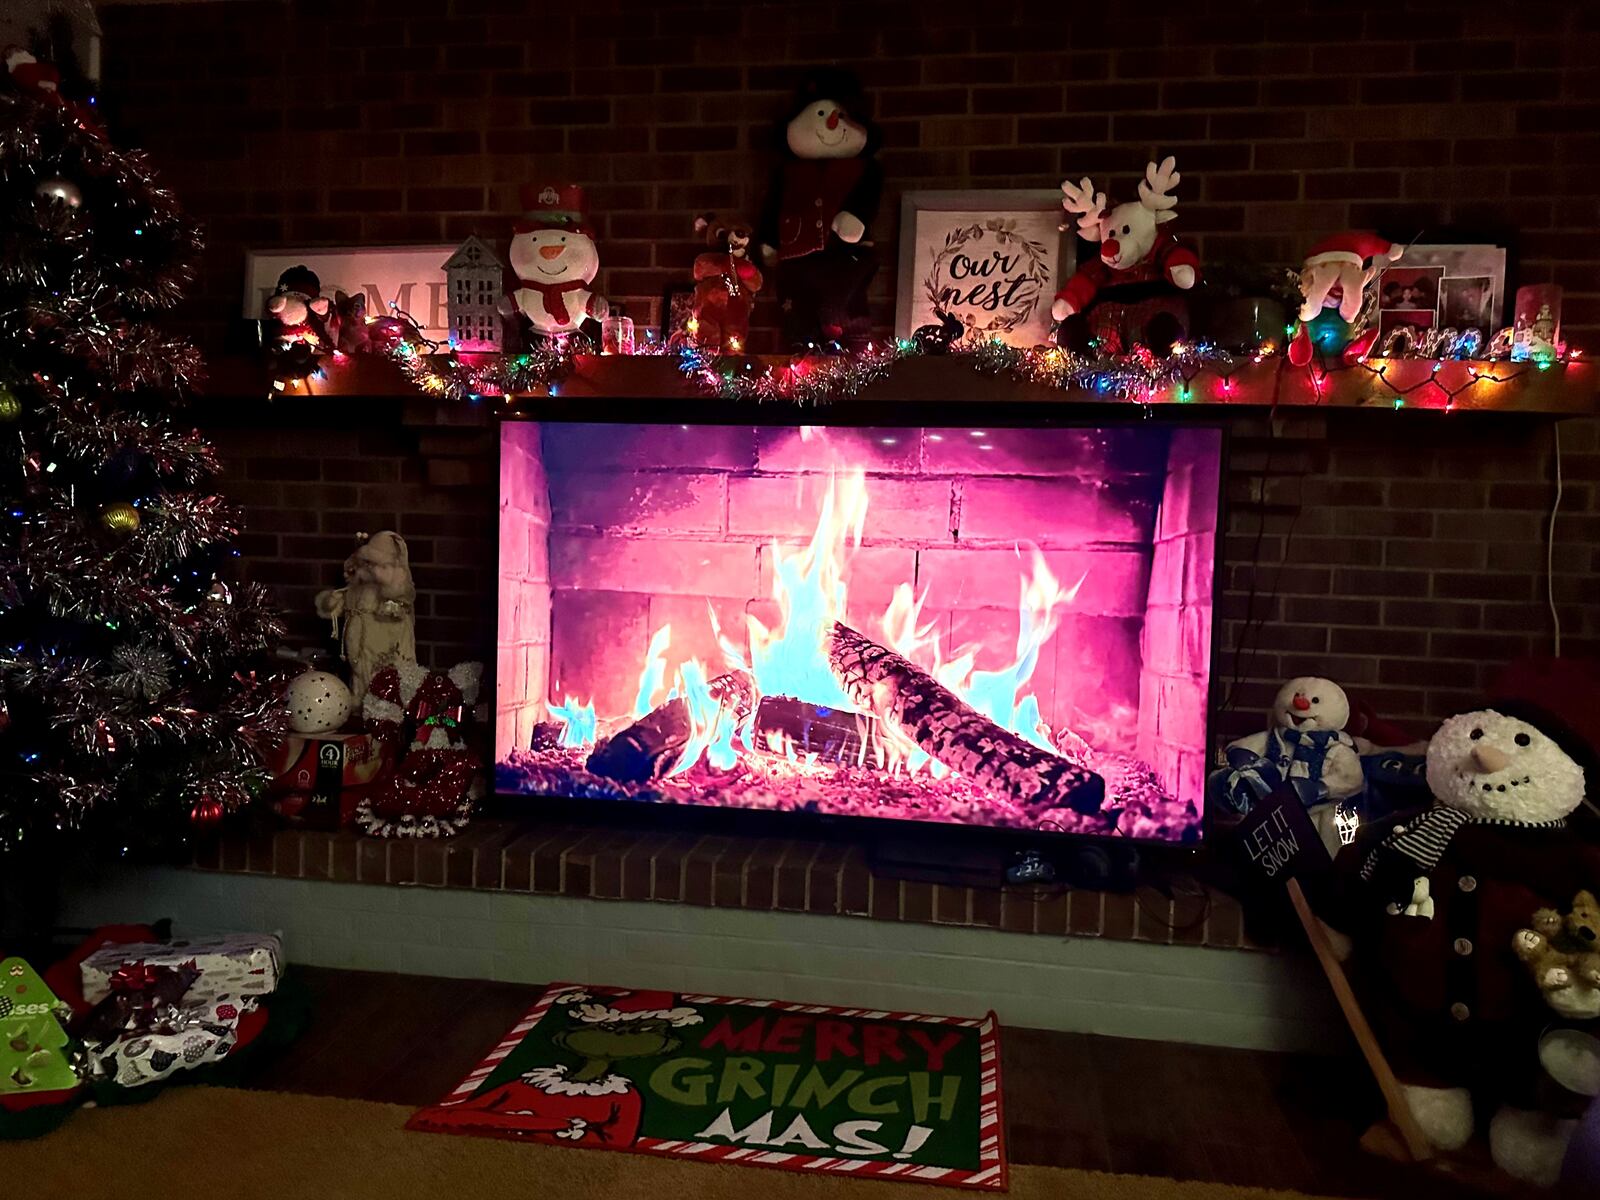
(408, 983, 1007, 1190)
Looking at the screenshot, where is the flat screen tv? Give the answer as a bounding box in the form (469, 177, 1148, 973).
(496, 415, 1221, 846)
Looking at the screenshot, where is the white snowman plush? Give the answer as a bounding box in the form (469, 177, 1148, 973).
(508, 183, 608, 340)
(1222, 676, 1371, 853)
(1347, 708, 1600, 1187)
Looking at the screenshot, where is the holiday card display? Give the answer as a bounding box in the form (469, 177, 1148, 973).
(895, 191, 1071, 349)
(758, 70, 882, 351)
(410, 983, 1006, 1191)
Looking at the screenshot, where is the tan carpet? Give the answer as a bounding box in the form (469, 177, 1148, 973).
(9, 1086, 1354, 1200)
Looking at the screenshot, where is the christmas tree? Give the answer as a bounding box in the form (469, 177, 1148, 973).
(0, 56, 284, 859)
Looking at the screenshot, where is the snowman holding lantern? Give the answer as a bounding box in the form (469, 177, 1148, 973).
(509, 183, 609, 342)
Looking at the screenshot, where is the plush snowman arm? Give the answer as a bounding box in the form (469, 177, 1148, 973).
(831, 211, 865, 243)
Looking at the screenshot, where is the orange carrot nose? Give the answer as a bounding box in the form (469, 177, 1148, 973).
(1292, 694, 1311, 711)
(826, 109, 842, 130)
(539, 244, 564, 260)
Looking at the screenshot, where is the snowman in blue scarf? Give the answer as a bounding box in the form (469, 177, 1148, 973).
(1216, 676, 1369, 854)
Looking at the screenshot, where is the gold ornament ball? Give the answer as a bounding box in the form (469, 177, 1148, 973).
(0, 386, 19, 423)
(35, 176, 84, 209)
(100, 501, 140, 534)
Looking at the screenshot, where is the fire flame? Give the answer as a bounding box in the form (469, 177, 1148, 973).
(549, 695, 597, 747)
(608, 466, 1083, 780)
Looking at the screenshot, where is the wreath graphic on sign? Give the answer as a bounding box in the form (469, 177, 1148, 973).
(921, 219, 1051, 337)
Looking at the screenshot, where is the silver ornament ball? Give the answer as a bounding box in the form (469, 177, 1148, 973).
(35, 176, 83, 208)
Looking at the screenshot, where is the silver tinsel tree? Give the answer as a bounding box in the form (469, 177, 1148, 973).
(0, 70, 285, 855)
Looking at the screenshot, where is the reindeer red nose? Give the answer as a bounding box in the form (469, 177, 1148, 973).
(1101, 238, 1121, 261)
(826, 109, 842, 130)
(1292, 694, 1311, 712)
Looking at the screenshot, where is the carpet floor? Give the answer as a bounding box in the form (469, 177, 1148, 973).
(17, 1086, 1348, 1200)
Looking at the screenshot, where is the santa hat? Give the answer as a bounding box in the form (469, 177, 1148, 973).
(1303, 231, 1403, 270)
(514, 182, 594, 240)
(568, 989, 703, 1028)
(6, 47, 60, 97)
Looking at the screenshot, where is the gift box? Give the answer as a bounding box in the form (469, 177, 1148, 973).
(83, 992, 254, 1089)
(81, 934, 282, 1008)
(264, 731, 390, 828)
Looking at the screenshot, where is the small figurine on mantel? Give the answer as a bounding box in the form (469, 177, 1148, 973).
(689, 212, 763, 354)
(314, 530, 417, 701)
(444, 235, 509, 353)
(1287, 230, 1404, 366)
(508, 184, 608, 343)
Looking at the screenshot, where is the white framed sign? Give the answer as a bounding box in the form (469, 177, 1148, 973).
(244, 245, 458, 343)
(895, 191, 1074, 348)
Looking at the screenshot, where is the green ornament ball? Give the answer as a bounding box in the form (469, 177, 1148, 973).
(0, 386, 19, 423)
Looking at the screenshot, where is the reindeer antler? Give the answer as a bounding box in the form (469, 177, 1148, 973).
(1137, 156, 1181, 215)
(1059, 177, 1106, 240)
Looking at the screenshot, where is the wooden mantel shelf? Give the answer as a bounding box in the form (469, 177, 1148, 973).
(205, 352, 1598, 415)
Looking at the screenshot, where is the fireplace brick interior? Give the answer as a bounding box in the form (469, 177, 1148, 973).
(497, 421, 1217, 822)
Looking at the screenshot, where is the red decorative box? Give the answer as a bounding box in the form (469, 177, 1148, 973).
(264, 732, 390, 829)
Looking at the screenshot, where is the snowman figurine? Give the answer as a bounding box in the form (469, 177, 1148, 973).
(509, 184, 608, 342)
(1338, 707, 1600, 1188)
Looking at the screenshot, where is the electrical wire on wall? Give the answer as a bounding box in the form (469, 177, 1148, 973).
(1547, 420, 1564, 660)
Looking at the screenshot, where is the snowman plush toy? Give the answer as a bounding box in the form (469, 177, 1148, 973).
(758, 70, 882, 352)
(509, 183, 608, 343)
(1334, 706, 1600, 1188)
(1213, 677, 1372, 854)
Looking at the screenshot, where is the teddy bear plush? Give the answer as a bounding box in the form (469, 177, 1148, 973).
(1514, 891, 1600, 1019)
(1332, 706, 1600, 1188)
(1211, 676, 1373, 854)
(758, 69, 881, 352)
(314, 531, 417, 702)
(689, 213, 763, 354)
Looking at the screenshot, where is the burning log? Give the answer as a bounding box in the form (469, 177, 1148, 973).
(826, 622, 1105, 816)
(752, 695, 877, 763)
(585, 672, 752, 784)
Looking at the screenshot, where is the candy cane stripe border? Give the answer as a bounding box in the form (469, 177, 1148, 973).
(410, 982, 1008, 1190)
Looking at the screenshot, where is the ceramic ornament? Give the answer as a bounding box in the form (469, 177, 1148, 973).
(285, 670, 353, 735)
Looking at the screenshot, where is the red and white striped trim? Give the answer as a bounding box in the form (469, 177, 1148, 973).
(411, 983, 1008, 1191)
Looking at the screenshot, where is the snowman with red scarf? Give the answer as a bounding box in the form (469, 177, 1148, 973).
(509, 184, 609, 342)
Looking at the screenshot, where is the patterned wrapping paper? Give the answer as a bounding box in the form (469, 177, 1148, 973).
(84, 994, 254, 1088)
(81, 935, 283, 1007)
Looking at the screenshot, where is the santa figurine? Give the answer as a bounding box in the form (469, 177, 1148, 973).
(1288, 231, 1403, 366)
(509, 184, 608, 342)
(417, 989, 702, 1146)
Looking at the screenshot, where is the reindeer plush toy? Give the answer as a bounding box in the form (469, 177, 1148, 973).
(1050, 156, 1201, 356)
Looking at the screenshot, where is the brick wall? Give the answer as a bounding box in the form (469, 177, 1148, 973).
(103, 1, 1600, 750)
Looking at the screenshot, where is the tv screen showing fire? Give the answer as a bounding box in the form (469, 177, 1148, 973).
(496, 420, 1219, 844)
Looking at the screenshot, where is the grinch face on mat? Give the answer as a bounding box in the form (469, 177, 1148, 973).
(552, 1018, 683, 1064)
(1425, 709, 1586, 824)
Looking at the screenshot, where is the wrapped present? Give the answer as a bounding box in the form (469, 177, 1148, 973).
(264, 730, 390, 828)
(81, 934, 282, 1008)
(83, 992, 254, 1089)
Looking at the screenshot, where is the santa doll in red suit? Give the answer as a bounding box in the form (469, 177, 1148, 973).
(509, 184, 609, 343)
(1328, 706, 1600, 1188)
(758, 70, 882, 352)
(1051, 157, 1200, 356)
(423, 989, 702, 1146)
(689, 213, 763, 353)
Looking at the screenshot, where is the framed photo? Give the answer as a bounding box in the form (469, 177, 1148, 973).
(896, 191, 1075, 348)
(1380, 244, 1507, 340)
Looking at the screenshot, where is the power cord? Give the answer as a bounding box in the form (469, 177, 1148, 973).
(1547, 420, 1563, 659)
